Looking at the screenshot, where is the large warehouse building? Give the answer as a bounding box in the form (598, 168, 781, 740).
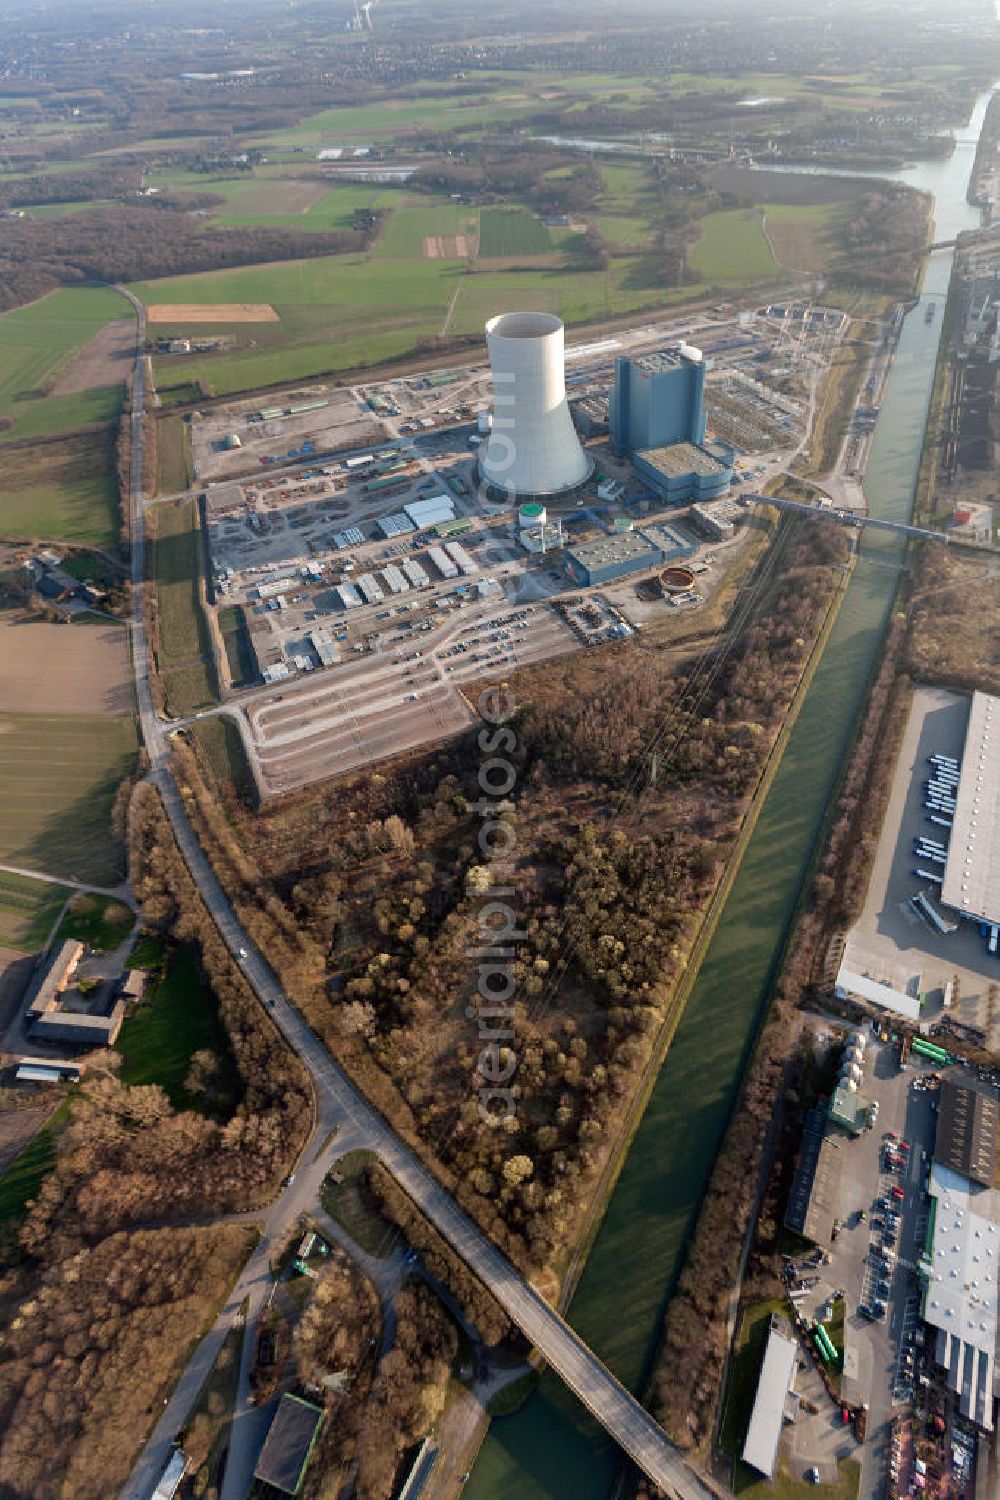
(920, 1072, 1000, 1431)
(941, 690, 1000, 922)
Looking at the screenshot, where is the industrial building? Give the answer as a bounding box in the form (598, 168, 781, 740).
(378, 511, 416, 539)
(741, 1318, 800, 1479)
(479, 312, 593, 498)
(404, 494, 456, 529)
(610, 346, 707, 455)
(427, 545, 458, 580)
(689, 498, 740, 541)
(633, 441, 733, 504)
(941, 691, 1000, 923)
(564, 524, 694, 588)
(920, 1155, 1000, 1430)
(356, 573, 384, 605)
(253, 1394, 324, 1496)
(311, 628, 338, 666)
(934, 1073, 998, 1192)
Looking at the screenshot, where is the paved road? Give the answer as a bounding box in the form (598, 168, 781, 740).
(116, 289, 714, 1500)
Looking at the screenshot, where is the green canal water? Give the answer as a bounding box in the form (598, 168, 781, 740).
(466, 86, 995, 1500)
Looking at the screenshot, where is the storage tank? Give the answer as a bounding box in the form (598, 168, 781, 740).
(661, 565, 696, 593)
(518, 501, 547, 530)
(479, 312, 593, 497)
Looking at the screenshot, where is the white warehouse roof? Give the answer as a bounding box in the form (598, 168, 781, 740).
(924, 1160, 1000, 1430)
(942, 692, 1000, 924)
(742, 1323, 798, 1477)
(404, 496, 456, 528)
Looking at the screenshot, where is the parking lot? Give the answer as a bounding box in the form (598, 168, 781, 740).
(788, 1027, 943, 1500)
(246, 602, 579, 791)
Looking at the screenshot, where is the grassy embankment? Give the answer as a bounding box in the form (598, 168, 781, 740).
(149, 497, 219, 715)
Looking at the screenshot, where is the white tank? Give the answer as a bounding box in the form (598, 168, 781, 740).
(479, 312, 593, 497)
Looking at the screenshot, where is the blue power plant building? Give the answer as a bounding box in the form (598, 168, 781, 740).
(610, 343, 734, 503)
(610, 345, 707, 453)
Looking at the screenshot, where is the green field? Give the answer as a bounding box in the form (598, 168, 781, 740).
(763, 202, 848, 274)
(373, 203, 478, 259)
(478, 209, 551, 257)
(156, 412, 194, 493)
(0, 714, 137, 884)
(190, 716, 255, 802)
(217, 606, 257, 688)
(689, 207, 778, 284)
(135, 250, 701, 396)
(320, 1150, 394, 1257)
(0, 427, 120, 546)
(0, 1101, 68, 1223)
(0, 286, 131, 441)
(116, 945, 241, 1115)
(150, 498, 218, 713)
(0, 869, 67, 952)
(57, 892, 134, 953)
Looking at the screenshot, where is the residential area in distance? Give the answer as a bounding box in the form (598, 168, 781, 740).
(3, 2, 1000, 1500)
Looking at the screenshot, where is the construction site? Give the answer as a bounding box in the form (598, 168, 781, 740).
(168, 298, 854, 793)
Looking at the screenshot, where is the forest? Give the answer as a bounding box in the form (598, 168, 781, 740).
(0, 206, 371, 312)
(173, 515, 850, 1281)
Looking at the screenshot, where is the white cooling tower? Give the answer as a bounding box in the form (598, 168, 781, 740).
(479, 312, 593, 498)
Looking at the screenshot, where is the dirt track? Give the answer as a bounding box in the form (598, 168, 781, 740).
(0, 617, 131, 715)
(52, 319, 134, 395)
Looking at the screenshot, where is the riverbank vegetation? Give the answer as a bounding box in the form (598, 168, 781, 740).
(169, 516, 850, 1282)
(648, 466, 1000, 1468)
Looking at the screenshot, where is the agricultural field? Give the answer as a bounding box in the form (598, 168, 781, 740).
(764, 203, 849, 274)
(373, 202, 479, 259)
(0, 286, 132, 441)
(0, 615, 131, 716)
(688, 207, 777, 284)
(134, 249, 700, 396)
(0, 869, 67, 952)
(149, 498, 218, 714)
(478, 209, 552, 257)
(148, 168, 413, 230)
(0, 429, 120, 546)
(0, 713, 137, 884)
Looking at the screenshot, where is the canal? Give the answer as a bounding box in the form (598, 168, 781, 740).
(465, 85, 995, 1500)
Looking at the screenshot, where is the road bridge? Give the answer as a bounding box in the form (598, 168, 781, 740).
(743, 491, 957, 543)
(117, 288, 715, 1500)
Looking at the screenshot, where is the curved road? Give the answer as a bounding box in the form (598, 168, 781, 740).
(117, 289, 714, 1500)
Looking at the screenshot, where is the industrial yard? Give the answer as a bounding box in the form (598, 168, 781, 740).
(153, 296, 853, 795)
(840, 684, 1000, 1052)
